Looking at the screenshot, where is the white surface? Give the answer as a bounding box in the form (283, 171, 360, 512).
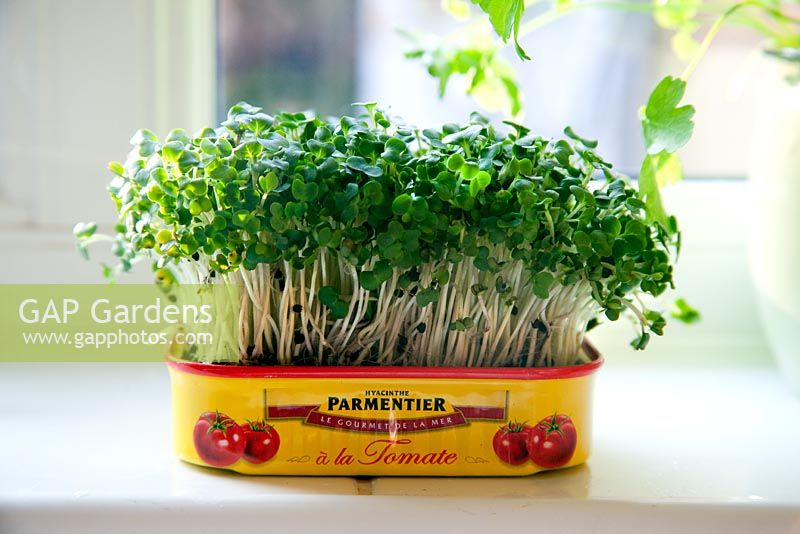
(1, 362, 799, 533)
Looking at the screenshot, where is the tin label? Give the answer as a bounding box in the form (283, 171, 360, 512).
(268, 390, 506, 433)
(169, 367, 596, 476)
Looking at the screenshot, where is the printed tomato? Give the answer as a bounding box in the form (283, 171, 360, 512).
(193, 411, 246, 467)
(241, 420, 281, 464)
(492, 421, 530, 465)
(526, 414, 577, 468)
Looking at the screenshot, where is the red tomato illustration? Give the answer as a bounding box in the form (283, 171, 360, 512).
(526, 414, 577, 468)
(193, 411, 246, 467)
(240, 420, 281, 464)
(492, 421, 531, 465)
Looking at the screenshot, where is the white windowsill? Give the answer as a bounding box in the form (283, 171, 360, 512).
(0, 360, 798, 533)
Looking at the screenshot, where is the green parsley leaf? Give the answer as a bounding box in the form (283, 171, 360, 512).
(641, 76, 695, 155)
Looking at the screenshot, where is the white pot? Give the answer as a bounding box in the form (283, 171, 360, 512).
(748, 56, 800, 394)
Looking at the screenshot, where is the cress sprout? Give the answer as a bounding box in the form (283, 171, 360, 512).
(77, 102, 680, 367)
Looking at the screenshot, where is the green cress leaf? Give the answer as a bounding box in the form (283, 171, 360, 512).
(200, 138, 219, 155)
(645, 310, 667, 336)
(150, 167, 168, 185)
(392, 194, 413, 215)
(161, 141, 184, 163)
(416, 287, 440, 307)
(442, 124, 483, 145)
(73, 222, 97, 239)
(291, 178, 320, 202)
(460, 161, 480, 180)
(130, 128, 157, 145)
(108, 162, 126, 177)
(469, 170, 491, 196)
(434, 171, 458, 201)
(601, 215, 622, 237)
(166, 128, 191, 144)
(381, 137, 408, 163)
(318, 286, 339, 307)
(446, 153, 465, 171)
(319, 286, 349, 319)
(346, 156, 383, 177)
(239, 140, 263, 160)
(409, 197, 429, 222)
(329, 300, 349, 320)
(641, 76, 695, 155)
(671, 297, 701, 324)
(359, 271, 382, 291)
(130, 129, 157, 157)
(185, 180, 208, 197)
(232, 210, 252, 228)
(531, 271, 554, 299)
(259, 171, 280, 194)
(630, 332, 651, 350)
(564, 126, 598, 148)
(362, 181, 384, 205)
(359, 261, 393, 291)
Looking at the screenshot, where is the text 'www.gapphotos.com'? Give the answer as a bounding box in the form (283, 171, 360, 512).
(21, 330, 214, 349)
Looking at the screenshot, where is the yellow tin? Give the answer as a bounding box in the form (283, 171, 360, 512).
(167, 348, 602, 476)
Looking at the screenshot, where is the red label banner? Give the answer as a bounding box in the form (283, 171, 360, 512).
(306, 409, 468, 433)
(267, 403, 505, 433)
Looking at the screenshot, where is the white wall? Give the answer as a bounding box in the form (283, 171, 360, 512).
(0, 0, 215, 282)
(0, 0, 217, 229)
